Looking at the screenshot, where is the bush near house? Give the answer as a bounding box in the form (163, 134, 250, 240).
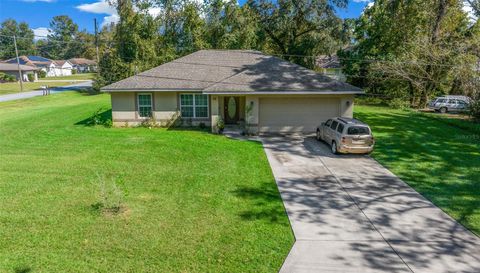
(38, 70, 47, 78)
(0, 72, 16, 82)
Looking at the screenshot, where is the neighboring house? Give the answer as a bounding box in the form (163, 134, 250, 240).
(68, 58, 97, 73)
(4, 56, 72, 77)
(0, 62, 39, 82)
(316, 55, 346, 82)
(101, 50, 363, 133)
(53, 60, 73, 76)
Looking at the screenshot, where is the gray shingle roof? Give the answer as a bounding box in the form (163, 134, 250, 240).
(101, 50, 362, 94)
(0, 62, 39, 72)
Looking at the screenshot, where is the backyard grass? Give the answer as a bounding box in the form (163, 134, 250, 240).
(0, 92, 293, 273)
(355, 105, 480, 235)
(0, 82, 77, 95)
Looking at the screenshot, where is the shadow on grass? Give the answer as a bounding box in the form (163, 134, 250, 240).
(14, 266, 31, 273)
(75, 109, 112, 126)
(232, 183, 290, 225)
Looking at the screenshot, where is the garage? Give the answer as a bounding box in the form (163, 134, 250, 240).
(258, 97, 340, 133)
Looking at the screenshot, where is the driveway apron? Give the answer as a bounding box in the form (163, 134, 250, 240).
(262, 135, 480, 273)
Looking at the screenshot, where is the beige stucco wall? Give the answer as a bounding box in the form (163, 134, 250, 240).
(110, 91, 211, 127)
(111, 92, 137, 126)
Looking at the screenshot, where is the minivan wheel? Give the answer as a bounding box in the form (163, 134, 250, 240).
(440, 107, 447, 114)
(316, 130, 321, 141)
(331, 141, 338, 154)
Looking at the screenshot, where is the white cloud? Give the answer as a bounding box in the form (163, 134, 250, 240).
(76, 0, 117, 15)
(32, 27, 50, 40)
(353, 0, 372, 2)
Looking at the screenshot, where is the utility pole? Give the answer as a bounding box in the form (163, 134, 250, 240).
(94, 18, 100, 66)
(13, 35, 24, 93)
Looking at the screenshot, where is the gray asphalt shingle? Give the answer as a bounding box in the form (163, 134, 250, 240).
(101, 50, 362, 93)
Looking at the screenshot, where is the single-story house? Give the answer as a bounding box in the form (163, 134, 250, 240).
(4, 56, 72, 77)
(0, 62, 39, 81)
(53, 60, 73, 76)
(316, 55, 346, 82)
(68, 58, 97, 73)
(101, 50, 363, 133)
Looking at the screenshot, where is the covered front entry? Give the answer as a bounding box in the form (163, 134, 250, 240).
(222, 96, 245, 125)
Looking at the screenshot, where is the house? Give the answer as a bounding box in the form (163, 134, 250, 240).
(316, 55, 346, 82)
(0, 62, 39, 82)
(101, 50, 363, 133)
(68, 58, 97, 73)
(53, 60, 73, 76)
(4, 56, 72, 77)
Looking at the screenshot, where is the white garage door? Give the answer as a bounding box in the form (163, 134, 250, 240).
(259, 97, 340, 133)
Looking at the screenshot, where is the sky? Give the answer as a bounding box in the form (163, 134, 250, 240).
(0, 0, 372, 37)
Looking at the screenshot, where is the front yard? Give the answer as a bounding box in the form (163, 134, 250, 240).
(0, 93, 293, 272)
(355, 105, 480, 235)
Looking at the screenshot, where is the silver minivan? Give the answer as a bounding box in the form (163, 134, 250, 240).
(316, 117, 375, 154)
(428, 96, 471, 113)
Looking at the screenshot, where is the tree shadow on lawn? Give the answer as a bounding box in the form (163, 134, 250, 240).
(75, 109, 112, 126)
(231, 182, 291, 226)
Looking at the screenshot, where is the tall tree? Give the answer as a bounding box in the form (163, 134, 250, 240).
(47, 15, 79, 59)
(340, 0, 477, 107)
(0, 19, 35, 59)
(248, 0, 347, 68)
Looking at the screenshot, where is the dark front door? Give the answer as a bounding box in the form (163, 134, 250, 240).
(224, 96, 239, 124)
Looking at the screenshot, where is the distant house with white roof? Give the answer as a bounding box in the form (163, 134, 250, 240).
(4, 56, 73, 77)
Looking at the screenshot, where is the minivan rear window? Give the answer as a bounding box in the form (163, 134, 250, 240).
(347, 126, 370, 135)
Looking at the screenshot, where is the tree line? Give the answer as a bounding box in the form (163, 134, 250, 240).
(0, 16, 96, 61)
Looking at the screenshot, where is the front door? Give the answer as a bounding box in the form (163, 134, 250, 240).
(224, 96, 239, 124)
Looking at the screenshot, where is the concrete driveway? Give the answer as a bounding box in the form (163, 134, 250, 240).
(262, 135, 480, 273)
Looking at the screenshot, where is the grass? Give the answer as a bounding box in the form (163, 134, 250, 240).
(0, 82, 77, 95)
(42, 73, 95, 81)
(355, 105, 480, 235)
(0, 92, 293, 273)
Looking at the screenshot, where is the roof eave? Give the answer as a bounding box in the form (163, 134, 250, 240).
(202, 90, 364, 95)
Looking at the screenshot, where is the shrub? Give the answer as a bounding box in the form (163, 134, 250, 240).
(27, 73, 34, 82)
(0, 72, 16, 82)
(72, 69, 77, 75)
(38, 70, 47, 78)
(388, 98, 410, 110)
(469, 96, 480, 121)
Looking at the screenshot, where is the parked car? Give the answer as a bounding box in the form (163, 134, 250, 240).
(428, 95, 471, 114)
(316, 117, 375, 154)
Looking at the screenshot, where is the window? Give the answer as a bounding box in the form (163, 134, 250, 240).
(337, 123, 345, 133)
(330, 121, 338, 130)
(325, 119, 332, 127)
(137, 93, 152, 117)
(180, 94, 209, 118)
(347, 126, 370, 135)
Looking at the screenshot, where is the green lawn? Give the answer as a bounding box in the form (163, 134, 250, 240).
(43, 73, 95, 81)
(0, 92, 293, 273)
(0, 82, 78, 95)
(355, 105, 480, 235)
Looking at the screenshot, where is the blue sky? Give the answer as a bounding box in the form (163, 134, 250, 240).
(0, 0, 371, 37)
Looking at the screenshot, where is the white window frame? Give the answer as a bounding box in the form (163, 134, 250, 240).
(137, 93, 153, 118)
(179, 93, 209, 118)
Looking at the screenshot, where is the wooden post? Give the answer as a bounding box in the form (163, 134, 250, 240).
(13, 35, 24, 92)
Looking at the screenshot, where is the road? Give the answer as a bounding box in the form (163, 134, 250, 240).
(0, 80, 93, 103)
